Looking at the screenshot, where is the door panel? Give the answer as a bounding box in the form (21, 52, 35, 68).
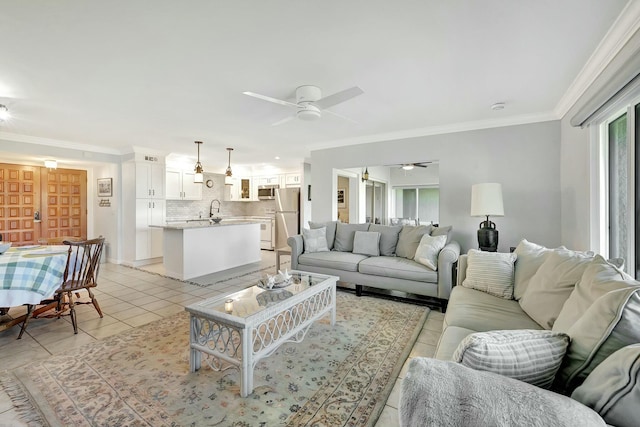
(40, 168, 87, 241)
(0, 164, 40, 244)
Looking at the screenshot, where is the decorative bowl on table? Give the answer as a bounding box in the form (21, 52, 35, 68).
(0, 242, 12, 254)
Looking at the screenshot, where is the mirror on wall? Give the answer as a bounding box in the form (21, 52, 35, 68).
(342, 162, 439, 225)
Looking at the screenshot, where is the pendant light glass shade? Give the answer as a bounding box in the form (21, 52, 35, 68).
(194, 141, 204, 183)
(225, 147, 233, 177)
(361, 167, 369, 182)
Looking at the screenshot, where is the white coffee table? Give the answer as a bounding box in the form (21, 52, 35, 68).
(186, 270, 338, 397)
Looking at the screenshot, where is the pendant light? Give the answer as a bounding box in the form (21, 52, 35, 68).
(194, 141, 204, 183)
(224, 147, 234, 185)
(361, 167, 369, 182)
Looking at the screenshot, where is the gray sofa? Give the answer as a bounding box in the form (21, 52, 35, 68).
(399, 240, 640, 427)
(287, 221, 460, 308)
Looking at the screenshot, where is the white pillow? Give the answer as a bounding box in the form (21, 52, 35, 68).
(414, 234, 447, 271)
(302, 227, 329, 253)
(461, 249, 517, 299)
(453, 329, 570, 389)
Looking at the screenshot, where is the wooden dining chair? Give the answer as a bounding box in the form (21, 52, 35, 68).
(54, 236, 105, 334)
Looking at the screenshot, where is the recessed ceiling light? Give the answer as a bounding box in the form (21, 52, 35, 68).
(491, 102, 505, 111)
(275, 156, 280, 160)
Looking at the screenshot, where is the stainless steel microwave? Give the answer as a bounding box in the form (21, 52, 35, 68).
(258, 184, 279, 200)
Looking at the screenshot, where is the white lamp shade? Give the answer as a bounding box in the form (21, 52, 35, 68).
(194, 172, 203, 183)
(470, 183, 504, 217)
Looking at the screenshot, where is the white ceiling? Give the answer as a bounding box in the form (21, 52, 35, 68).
(0, 0, 632, 172)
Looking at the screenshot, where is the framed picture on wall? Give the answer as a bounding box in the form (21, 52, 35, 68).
(337, 188, 346, 208)
(97, 178, 113, 197)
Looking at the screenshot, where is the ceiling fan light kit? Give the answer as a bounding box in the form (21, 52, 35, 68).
(401, 164, 414, 171)
(0, 104, 9, 122)
(243, 84, 363, 125)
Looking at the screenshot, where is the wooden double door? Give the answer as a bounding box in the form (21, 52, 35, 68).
(0, 163, 87, 245)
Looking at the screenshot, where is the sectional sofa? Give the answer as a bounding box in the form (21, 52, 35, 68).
(399, 240, 640, 427)
(287, 221, 460, 308)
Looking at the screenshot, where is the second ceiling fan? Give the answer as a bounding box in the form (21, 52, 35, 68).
(243, 85, 363, 126)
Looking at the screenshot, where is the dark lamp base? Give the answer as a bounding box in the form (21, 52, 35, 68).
(477, 219, 498, 252)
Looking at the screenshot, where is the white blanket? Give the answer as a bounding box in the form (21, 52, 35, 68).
(399, 357, 606, 427)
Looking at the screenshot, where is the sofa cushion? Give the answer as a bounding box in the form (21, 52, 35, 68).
(513, 239, 557, 300)
(368, 224, 402, 256)
(358, 256, 437, 282)
(309, 220, 338, 250)
(444, 286, 542, 333)
(333, 223, 370, 252)
(298, 251, 369, 272)
(572, 344, 640, 427)
(553, 255, 635, 332)
(556, 286, 640, 394)
(396, 225, 432, 259)
(353, 231, 380, 257)
(461, 249, 517, 299)
(519, 248, 594, 329)
(434, 325, 477, 361)
(302, 227, 329, 253)
(452, 329, 569, 389)
(430, 225, 453, 244)
(413, 234, 446, 270)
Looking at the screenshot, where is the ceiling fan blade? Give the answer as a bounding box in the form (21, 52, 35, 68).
(415, 163, 429, 168)
(243, 91, 298, 108)
(322, 108, 359, 124)
(271, 115, 296, 126)
(314, 86, 364, 109)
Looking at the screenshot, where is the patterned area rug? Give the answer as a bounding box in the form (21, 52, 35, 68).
(3, 291, 430, 426)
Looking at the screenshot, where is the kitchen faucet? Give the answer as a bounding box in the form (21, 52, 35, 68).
(210, 199, 221, 217)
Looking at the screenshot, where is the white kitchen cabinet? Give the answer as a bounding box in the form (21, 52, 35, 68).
(257, 175, 280, 186)
(135, 162, 165, 199)
(285, 173, 301, 187)
(135, 199, 165, 260)
(166, 168, 202, 200)
(223, 177, 239, 201)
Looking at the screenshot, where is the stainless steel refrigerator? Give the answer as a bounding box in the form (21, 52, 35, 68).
(275, 188, 300, 249)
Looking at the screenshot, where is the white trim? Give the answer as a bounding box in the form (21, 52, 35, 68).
(555, 1, 640, 118)
(0, 131, 122, 155)
(628, 103, 637, 276)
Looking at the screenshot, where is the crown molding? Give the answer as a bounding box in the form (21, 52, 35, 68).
(554, 1, 640, 118)
(0, 131, 123, 155)
(308, 111, 558, 152)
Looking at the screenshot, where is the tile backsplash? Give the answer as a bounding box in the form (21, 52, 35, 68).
(165, 173, 275, 220)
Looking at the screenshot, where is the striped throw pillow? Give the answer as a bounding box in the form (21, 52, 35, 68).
(462, 249, 517, 299)
(453, 330, 570, 389)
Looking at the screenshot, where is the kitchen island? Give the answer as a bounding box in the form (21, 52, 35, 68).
(151, 220, 261, 280)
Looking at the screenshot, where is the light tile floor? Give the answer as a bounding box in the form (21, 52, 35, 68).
(0, 251, 443, 427)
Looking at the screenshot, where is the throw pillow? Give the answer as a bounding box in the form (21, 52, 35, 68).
(572, 344, 640, 427)
(513, 239, 557, 300)
(553, 255, 634, 333)
(309, 220, 338, 250)
(519, 248, 594, 329)
(333, 223, 370, 252)
(430, 225, 453, 244)
(413, 234, 447, 271)
(301, 227, 329, 253)
(395, 225, 432, 259)
(452, 329, 570, 389)
(555, 286, 640, 394)
(352, 231, 381, 257)
(368, 224, 403, 256)
(461, 249, 517, 299)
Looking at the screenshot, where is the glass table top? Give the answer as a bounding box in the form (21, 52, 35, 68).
(188, 271, 334, 319)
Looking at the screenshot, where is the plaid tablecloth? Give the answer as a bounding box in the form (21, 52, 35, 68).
(0, 247, 68, 307)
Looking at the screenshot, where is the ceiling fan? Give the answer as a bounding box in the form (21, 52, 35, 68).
(243, 85, 363, 126)
(385, 162, 432, 170)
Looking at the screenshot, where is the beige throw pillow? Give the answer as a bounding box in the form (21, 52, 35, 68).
(395, 225, 432, 259)
(461, 249, 517, 299)
(519, 248, 594, 329)
(513, 239, 557, 300)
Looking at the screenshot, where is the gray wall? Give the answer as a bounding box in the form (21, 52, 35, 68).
(311, 121, 562, 254)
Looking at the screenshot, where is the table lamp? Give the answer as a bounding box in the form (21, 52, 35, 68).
(470, 183, 504, 252)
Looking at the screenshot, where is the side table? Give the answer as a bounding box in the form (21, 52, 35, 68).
(275, 247, 291, 271)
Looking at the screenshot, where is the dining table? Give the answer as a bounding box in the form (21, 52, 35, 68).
(0, 245, 69, 338)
